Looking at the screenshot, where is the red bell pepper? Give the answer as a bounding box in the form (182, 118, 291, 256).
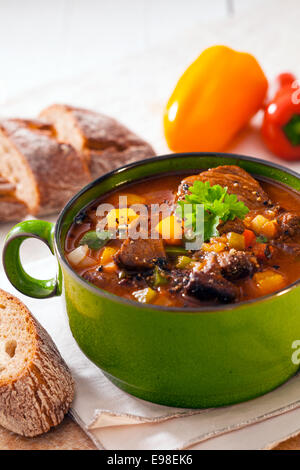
(243, 229, 256, 249)
(262, 73, 300, 161)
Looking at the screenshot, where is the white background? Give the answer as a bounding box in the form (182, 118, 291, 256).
(0, 0, 273, 104)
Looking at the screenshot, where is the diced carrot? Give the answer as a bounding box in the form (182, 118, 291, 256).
(243, 229, 256, 248)
(155, 215, 183, 245)
(253, 243, 274, 260)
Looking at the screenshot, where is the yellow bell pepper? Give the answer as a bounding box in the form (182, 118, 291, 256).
(155, 215, 183, 245)
(132, 288, 157, 304)
(107, 208, 138, 230)
(164, 45, 268, 152)
(99, 246, 118, 265)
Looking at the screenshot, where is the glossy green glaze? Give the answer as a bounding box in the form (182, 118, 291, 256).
(3, 220, 62, 298)
(3, 153, 300, 408)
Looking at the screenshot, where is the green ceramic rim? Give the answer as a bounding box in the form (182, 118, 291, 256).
(55, 152, 300, 313)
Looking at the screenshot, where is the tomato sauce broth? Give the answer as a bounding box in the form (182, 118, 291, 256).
(65, 172, 300, 308)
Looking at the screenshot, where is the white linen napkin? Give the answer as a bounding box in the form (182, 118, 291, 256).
(1, 257, 300, 450)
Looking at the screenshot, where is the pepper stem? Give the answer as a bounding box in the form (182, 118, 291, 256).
(283, 114, 300, 146)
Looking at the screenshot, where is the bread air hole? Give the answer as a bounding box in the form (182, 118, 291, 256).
(5, 340, 17, 358)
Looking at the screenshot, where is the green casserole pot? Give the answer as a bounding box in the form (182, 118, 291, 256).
(3, 153, 300, 408)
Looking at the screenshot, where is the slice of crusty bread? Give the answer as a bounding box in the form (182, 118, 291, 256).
(0, 176, 28, 221)
(0, 119, 90, 215)
(39, 104, 156, 179)
(0, 289, 74, 437)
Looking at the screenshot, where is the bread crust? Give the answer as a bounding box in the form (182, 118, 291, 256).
(0, 106, 155, 220)
(0, 289, 74, 437)
(0, 197, 28, 222)
(0, 176, 28, 221)
(39, 104, 156, 179)
(0, 119, 90, 215)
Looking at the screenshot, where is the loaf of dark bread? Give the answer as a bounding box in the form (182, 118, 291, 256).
(39, 104, 156, 179)
(0, 289, 74, 437)
(0, 176, 28, 221)
(0, 106, 155, 221)
(0, 119, 90, 215)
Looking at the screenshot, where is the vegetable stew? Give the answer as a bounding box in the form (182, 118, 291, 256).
(65, 165, 300, 307)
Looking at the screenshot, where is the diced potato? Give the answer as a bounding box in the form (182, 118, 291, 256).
(107, 208, 138, 230)
(251, 215, 277, 239)
(251, 215, 269, 233)
(243, 216, 253, 228)
(201, 242, 226, 253)
(261, 220, 277, 238)
(253, 270, 286, 295)
(227, 232, 245, 250)
(132, 287, 157, 304)
(176, 255, 193, 269)
(67, 245, 89, 266)
(250, 215, 270, 233)
(99, 246, 118, 265)
(155, 215, 183, 245)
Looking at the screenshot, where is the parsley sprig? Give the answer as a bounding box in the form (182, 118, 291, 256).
(176, 181, 249, 241)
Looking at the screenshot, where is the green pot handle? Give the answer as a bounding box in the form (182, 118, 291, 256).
(3, 220, 62, 299)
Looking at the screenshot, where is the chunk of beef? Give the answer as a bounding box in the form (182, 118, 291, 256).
(185, 270, 239, 304)
(177, 165, 270, 210)
(184, 250, 258, 303)
(218, 218, 245, 235)
(114, 237, 166, 270)
(217, 249, 259, 281)
(168, 269, 190, 293)
(277, 212, 300, 238)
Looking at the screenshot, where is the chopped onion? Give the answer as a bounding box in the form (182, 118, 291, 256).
(67, 245, 89, 266)
(80, 256, 96, 268)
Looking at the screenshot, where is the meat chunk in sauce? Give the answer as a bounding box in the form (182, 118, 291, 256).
(277, 212, 300, 238)
(177, 165, 270, 210)
(218, 218, 246, 235)
(66, 165, 300, 307)
(217, 249, 259, 281)
(184, 250, 258, 303)
(178, 165, 300, 239)
(114, 237, 166, 270)
(185, 270, 238, 304)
